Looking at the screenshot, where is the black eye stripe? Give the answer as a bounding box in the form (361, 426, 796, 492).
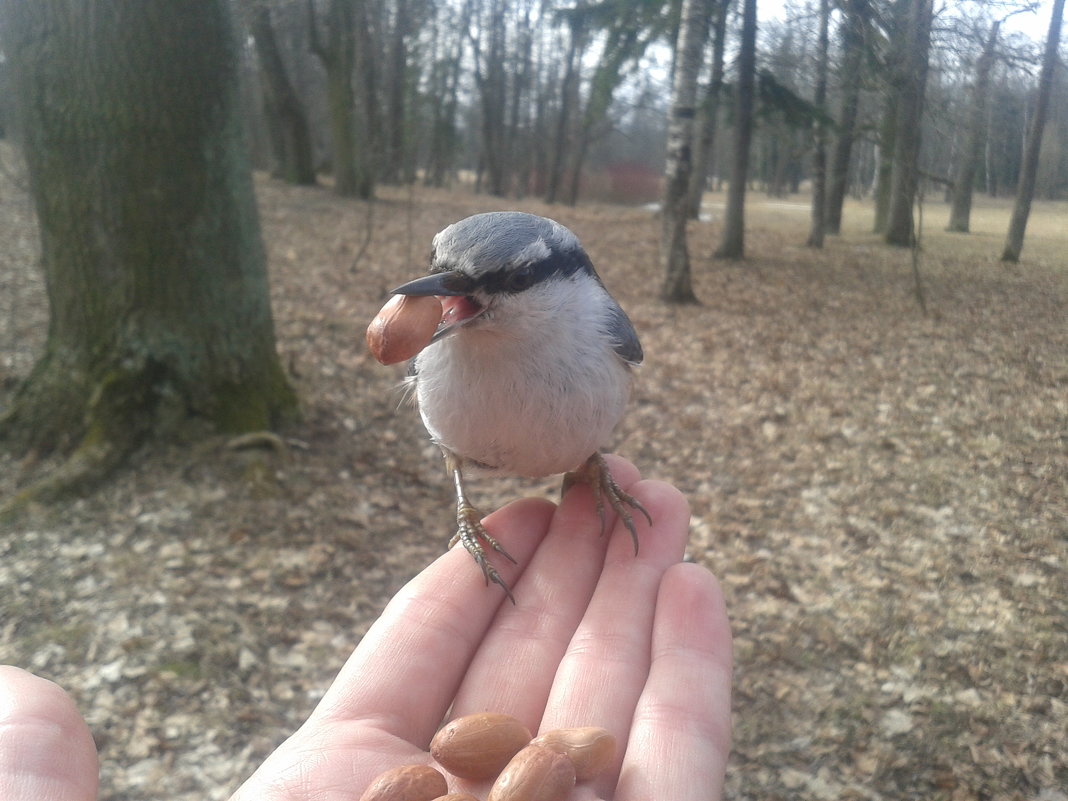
(479, 249, 592, 294)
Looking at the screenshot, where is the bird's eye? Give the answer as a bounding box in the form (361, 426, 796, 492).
(508, 265, 536, 292)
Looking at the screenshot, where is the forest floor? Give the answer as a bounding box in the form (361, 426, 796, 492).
(2, 152, 1066, 800)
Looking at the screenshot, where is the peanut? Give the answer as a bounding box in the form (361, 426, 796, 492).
(366, 294, 442, 365)
(531, 726, 616, 781)
(430, 712, 533, 780)
(429, 795, 481, 801)
(487, 744, 576, 801)
(358, 764, 449, 801)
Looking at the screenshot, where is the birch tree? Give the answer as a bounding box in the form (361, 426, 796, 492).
(660, 0, 711, 302)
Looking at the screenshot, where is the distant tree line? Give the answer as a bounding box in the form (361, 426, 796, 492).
(0, 0, 1063, 503)
(225, 0, 1068, 214)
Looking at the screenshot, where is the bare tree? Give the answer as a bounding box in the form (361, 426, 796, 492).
(660, 0, 711, 302)
(873, 0, 908, 234)
(242, 0, 317, 185)
(1002, 0, 1064, 262)
(687, 0, 731, 218)
(423, 0, 470, 187)
(947, 19, 1001, 233)
(383, 0, 412, 183)
(1, 0, 297, 507)
(714, 0, 758, 260)
(546, 4, 590, 204)
(806, 0, 830, 247)
(825, 0, 869, 234)
(471, 0, 511, 196)
(565, 0, 668, 205)
(308, 0, 368, 197)
(884, 0, 934, 247)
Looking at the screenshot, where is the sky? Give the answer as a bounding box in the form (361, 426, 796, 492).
(759, 0, 1059, 45)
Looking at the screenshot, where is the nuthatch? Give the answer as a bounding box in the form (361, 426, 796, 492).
(392, 212, 649, 601)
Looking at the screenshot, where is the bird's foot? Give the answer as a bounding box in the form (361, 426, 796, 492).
(449, 502, 518, 603)
(563, 453, 652, 554)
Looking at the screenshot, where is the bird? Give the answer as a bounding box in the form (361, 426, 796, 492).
(391, 211, 650, 601)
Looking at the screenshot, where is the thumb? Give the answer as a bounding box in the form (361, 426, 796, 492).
(0, 666, 99, 801)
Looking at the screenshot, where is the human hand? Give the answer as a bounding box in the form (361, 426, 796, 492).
(231, 456, 731, 800)
(0, 457, 731, 800)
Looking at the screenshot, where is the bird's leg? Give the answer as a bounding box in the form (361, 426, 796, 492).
(443, 448, 518, 603)
(562, 452, 653, 554)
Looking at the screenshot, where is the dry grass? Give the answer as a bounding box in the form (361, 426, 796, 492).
(1, 159, 1066, 800)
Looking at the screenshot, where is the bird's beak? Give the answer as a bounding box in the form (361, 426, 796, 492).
(390, 271, 471, 297)
(391, 271, 484, 342)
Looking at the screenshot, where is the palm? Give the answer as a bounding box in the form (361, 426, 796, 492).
(231, 457, 731, 801)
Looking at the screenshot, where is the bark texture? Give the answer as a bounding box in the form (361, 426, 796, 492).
(884, 0, 934, 247)
(2, 0, 297, 500)
(659, 0, 709, 302)
(1001, 0, 1064, 262)
(687, 0, 730, 219)
(947, 21, 999, 233)
(806, 0, 830, 248)
(825, 0, 866, 235)
(246, 0, 317, 185)
(308, 0, 368, 197)
(714, 0, 757, 259)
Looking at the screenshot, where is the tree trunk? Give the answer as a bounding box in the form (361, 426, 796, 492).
(424, 0, 468, 187)
(872, 0, 907, 234)
(2, 0, 297, 500)
(384, 0, 409, 183)
(566, 24, 647, 206)
(309, 0, 368, 197)
(687, 0, 730, 219)
(947, 21, 999, 232)
(546, 17, 585, 205)
(1001, 0, 1064, 262)
(245, 0, 317, 185)
(872, 104, 896, 233)
(884, 0, 934, 247)
(806, 0, 830, 248)
(472, 0, 510, 196)
(714, 0, 757, 260)
(825, 0, 865, 235)
(660, 0, 710, 302)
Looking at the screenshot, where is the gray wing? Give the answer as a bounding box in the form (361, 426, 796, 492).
(605, 301, 643, 366)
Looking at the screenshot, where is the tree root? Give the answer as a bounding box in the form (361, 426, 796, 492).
(0, 431, 136, 524)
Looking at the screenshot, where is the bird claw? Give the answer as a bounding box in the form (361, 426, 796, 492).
(451, 502, 518, 603)
(563, 453, 652, 554)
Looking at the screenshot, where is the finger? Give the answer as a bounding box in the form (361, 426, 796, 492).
(616, 564, 733, 801)
(448, 455, 642, 731)
(0, 666, 99, 801)
(538, 480, 692, 790)
(310, 496, 556, 746)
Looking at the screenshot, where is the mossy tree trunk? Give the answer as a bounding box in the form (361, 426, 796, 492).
(1, 0, 298, 499)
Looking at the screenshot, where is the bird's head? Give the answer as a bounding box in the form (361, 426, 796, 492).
(390, 212, 602, 342)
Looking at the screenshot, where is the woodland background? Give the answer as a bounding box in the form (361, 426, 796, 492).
(0, 0, 1066, 799)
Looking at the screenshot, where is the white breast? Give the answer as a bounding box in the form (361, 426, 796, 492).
(411, 278, 633, 477)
